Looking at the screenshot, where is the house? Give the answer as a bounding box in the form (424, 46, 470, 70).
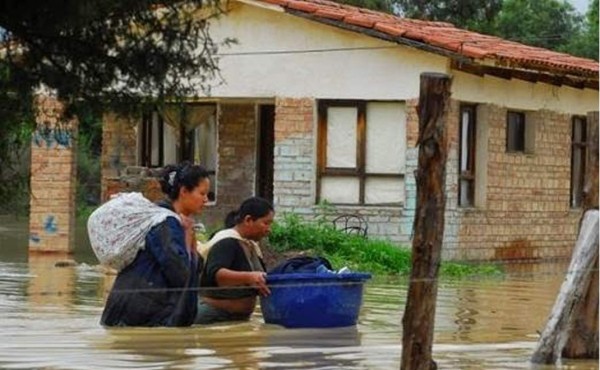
(51, 0, 599, 260)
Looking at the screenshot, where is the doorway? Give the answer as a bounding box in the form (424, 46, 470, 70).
(257, 105, 275, 203)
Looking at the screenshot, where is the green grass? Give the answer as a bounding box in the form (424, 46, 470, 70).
(268, 213, 503, 278)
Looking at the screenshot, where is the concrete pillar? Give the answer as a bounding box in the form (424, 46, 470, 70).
(28, 95, 78, 253)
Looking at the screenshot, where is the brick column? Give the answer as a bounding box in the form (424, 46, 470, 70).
(273, 97, 315, 215)
(400, 98, 419, 239)
(100, 113, 138, 201)
(29, 95, 78, 253)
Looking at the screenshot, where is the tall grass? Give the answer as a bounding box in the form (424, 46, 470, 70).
(268, 213, 502, 277)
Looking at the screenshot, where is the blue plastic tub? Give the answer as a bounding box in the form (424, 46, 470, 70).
(260, 272, 372, 328)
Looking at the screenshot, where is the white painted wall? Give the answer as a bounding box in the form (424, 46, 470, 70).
(202, 1, 597, 115)
(204, 2, 447, 99)
(452, 70, 598, 114)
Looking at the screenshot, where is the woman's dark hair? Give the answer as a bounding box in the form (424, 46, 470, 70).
(224, 197, 274, 228)
(159, 161, 210, 200)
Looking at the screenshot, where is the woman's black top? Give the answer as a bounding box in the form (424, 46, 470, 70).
(200, 238, 265, 299)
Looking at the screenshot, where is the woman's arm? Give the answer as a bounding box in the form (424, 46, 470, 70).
(146, 217, 191, 287)
(215, 269, 270, 296)
(205, 239, 270, 296)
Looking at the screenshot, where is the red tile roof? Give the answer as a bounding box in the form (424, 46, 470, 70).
(259, 0, 599, 80)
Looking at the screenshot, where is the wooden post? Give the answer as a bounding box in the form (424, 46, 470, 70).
(530, 210, 599, 363)
(562, 111, 599, 359)
(401, 73, 451, 370)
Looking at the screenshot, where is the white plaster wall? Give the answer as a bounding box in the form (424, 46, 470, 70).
(452, 70, 598, 114)
(204, 2, 447, 99)
(203, 2, 597, 115)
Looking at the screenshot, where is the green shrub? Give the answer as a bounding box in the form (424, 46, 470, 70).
(268, 213, 502, 277)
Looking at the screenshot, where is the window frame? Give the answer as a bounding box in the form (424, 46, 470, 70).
(458, 104, 477, 207)
(506, 110, 526, 153)
(138, 103, 218, 202)
(139, 108, 164, 168)
(570, 116, 587, 209)
(317, 99, 405, 206)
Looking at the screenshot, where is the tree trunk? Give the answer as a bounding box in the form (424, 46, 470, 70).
(531, 210, 599, 364)
(401, 73, 451, 370)
(562, 111, 599, 359)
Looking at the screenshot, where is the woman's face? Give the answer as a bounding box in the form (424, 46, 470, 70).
(179, 178, 210, 215)
(244, 211, 275, 241)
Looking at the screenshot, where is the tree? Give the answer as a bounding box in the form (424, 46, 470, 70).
(493, 0, 583, 51)
(563, 0, 599, 60)
(396, 0, 502, 33)
(335, 0, 395, 13)
(0, 0, 230, 211)
(0, 62, 34, 214)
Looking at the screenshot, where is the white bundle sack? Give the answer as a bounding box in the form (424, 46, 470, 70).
(87, 192, 180, 271)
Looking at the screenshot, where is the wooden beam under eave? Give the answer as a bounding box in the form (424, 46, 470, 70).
(451, 60, 599, 90)
(538, 73, 563, 87)
(584, 80, 599, 90)
(510, 70, 539, 84)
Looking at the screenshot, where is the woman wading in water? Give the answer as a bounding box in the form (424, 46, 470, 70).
(195, 197, 274, 324)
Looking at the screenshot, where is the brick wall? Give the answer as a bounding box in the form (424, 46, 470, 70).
(210, 103, 258, 226)
(399, 99, 419, 242)
(273, 97, 315, 214)
(451, 104, 581, 261)
(440, 100, 462, 259)
(100, 113, 138, 201)
(29, 96, 78, 253)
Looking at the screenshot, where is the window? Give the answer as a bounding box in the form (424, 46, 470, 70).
(570, 116, 587, 208)
(506, 110, 535, 153)
(317, 100, 406, 206)
(459, 105, 476, 207)
(506, 111, 525, 152)
(139, 104, 218, 201)
(140, 108, 164, 168)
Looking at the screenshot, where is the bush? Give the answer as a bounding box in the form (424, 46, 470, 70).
(268, 213, 502, 277)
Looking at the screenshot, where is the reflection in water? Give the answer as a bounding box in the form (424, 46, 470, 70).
(27, 254, 76, 308)
(453, 287, 478, 342)
(0, 222, 597, 370)
(261, 326, 362, 369)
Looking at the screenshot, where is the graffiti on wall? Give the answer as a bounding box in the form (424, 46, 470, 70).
(32, 95, 75, 149)
(43, 215, 58, 234)
(30, 215, 58, 244)
(32, 125, 73, 149)
(30, 233, 41, 244)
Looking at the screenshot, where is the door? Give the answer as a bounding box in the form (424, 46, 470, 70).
(257, 105, 275, 203)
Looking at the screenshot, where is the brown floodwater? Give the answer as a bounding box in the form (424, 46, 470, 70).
(0, 215, 597, 369)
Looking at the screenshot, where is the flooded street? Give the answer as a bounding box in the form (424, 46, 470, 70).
(0, 216, 597, 369)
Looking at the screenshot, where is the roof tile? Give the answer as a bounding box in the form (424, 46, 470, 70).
(460, 45, 489, 59)
(344, 15, 376, 28)
(286, 0, 319, 12)
(314, 9, 346, 20)
(424, 35, 462, 52)
(373, 23, 406, 37)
